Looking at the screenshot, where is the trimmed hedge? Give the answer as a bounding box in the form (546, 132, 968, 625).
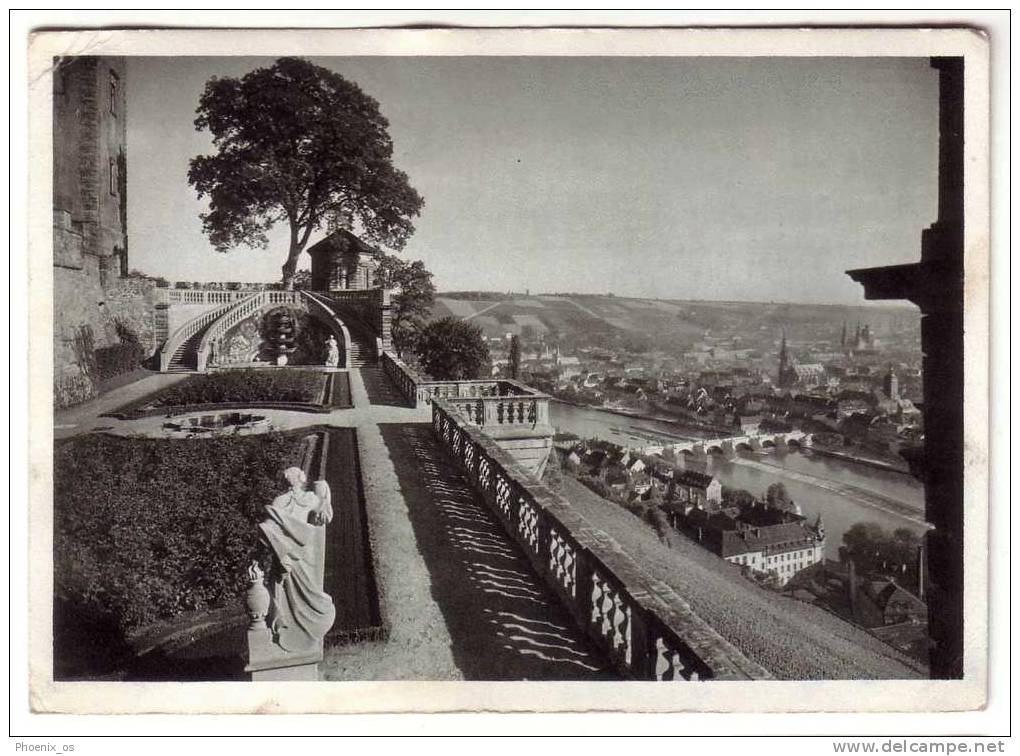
(150, 370, 325, 409)
(54, 432, 307, 635)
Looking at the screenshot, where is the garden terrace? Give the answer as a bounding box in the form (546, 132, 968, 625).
(55, 362, 933, 682)
(103, 369, 352, 418)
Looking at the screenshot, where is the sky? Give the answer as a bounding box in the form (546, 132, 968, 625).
(126, 56, 938, 304)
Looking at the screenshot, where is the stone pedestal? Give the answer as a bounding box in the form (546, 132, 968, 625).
(244, 625, 322, 681)
(485, 425, 555, 479)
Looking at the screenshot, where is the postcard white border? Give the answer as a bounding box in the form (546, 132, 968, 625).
(24, 26, 991, 716)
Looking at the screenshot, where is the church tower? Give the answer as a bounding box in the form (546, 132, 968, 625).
(883, 363, 900, 400)
(778, 330, 794, 388)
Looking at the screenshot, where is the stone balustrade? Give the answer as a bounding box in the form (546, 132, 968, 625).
(432, 398, 773, 681)
(382, 352, 536, 409)
(441, 393, 550, 430)
(156, 289, 257, 306)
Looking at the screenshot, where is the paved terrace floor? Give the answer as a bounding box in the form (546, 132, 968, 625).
(55, 367, 615, 681)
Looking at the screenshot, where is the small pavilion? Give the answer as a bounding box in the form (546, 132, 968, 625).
(308, 229, 383, 292)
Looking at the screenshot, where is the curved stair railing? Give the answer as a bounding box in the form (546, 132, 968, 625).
(195, 290, 304, 372)
(316, 294, 382, 364)
(318, 295, 379, 345)
(193, 291, 267, 372)
(301, 291, 354, 369)
(158, 301, 239, 372)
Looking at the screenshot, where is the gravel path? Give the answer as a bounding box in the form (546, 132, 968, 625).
(320, 368, 612, 681)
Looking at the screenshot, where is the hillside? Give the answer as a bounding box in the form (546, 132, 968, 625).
(430, 292, 920, 353)
(557, 476, 925, 680)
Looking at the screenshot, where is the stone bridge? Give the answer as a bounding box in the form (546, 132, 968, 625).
(639, 430, 811, 458)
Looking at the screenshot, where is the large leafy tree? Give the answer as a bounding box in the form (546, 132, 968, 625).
(373, 255, 435, 359)
(188, 57, 424, 289)
(415, 317, 490, 381)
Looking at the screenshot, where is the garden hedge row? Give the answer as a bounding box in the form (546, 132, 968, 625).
(151, 369, 325, 408)
(54, 432, 307, 635)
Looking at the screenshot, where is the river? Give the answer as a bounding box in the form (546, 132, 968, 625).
(550, 401, 929, 551)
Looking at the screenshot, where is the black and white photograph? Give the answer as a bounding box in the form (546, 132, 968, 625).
(19, 20, 999, 730)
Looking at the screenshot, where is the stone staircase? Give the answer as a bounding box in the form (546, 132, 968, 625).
(347, 329, 378, 367)
(164, 321, 218, 373)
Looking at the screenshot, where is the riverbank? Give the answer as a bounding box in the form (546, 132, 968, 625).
(733, 455, 928, 527)
(808, 446, 911, 476)
(550, 396, 722, 439)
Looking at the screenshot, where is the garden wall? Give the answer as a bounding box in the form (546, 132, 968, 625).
(53, 269, 159, 409)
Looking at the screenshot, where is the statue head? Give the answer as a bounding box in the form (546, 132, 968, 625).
(283, 466, 307, 490)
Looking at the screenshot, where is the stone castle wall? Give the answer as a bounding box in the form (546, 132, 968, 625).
(53, 56, 150, 408)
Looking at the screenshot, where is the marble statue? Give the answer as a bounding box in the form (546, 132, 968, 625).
(325, 335, 340, 367)
(258, 467, 335, 652)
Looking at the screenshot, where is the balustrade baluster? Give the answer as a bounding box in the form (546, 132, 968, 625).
(616, 597, 631, 666)
(602, 583, 619, 653)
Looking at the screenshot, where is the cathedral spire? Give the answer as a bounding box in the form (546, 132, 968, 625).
(778, 329, 792, 387)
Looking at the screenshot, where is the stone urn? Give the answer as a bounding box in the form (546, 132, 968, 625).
(245, 560, 271, 630)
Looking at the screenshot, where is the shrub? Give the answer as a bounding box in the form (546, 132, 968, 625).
(54, 372, 97, 409)
(93, 342, 145, 381)
(414, 317, 490, 380)
(114, 320, 141, 345)
(149, 369, 325, 408)
(70, 324, 98, 383)
(646, 507, 676, 547)
(54, 433, 307, 634)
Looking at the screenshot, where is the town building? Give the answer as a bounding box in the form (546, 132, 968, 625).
(861, 579, 929, 627)
(666, 500, 826, 587)
(668, 470, 722, 510)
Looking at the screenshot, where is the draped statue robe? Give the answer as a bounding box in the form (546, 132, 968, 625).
(258, 484, 335, 652)
(325, 337, 340, 367)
